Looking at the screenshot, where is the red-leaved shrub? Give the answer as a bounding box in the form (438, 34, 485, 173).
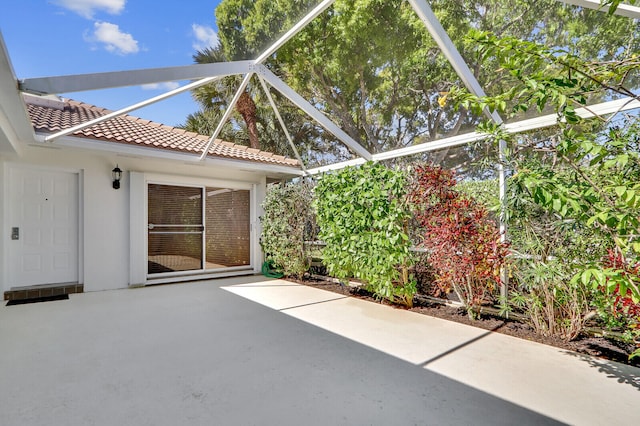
(409, 164, 509, 317)
(603, 248, 640, 319)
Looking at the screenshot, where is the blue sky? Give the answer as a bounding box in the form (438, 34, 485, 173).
(0, 0, 224, 126)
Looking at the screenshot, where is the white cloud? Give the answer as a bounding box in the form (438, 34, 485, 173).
(54, 0, 125, 19)
(91, 21, 139, 55)
(191, 24, 219, 51)
(141, 82, 181, 91)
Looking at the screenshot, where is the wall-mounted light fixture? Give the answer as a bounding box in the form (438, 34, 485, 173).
(112, 165, 122, 189)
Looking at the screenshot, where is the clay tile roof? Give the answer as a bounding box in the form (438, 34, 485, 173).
(25, 97, 300, 168)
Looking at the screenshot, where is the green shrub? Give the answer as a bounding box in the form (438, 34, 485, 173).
(456, 178, 499, 213)
(260, 181, 316, 278)
(510, 257, 590, 341)
(315, 162, 416, 307)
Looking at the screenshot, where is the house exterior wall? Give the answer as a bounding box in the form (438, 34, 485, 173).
(0, 160, 5, 294)
(1, 144, 269, 294)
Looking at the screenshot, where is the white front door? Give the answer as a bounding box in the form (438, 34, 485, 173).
(8, 166, 79, 287)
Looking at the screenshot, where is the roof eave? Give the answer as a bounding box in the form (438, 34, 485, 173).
(33, 133, 303, 178)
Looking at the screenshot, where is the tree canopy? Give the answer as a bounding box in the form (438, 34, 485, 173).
(185, 0, 639, 168)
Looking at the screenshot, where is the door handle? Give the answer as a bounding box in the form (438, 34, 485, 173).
(11, 227, 19, 240)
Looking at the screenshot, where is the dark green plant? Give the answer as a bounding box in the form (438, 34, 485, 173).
(453, 26, 639, 355)
(315, 162, 416, 307)
(510, 257, 591, 341)
(260, 181, 316, 278)
(455, 178, 500, 212)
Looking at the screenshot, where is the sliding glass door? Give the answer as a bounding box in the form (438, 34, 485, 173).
(147, 183, 251, 276)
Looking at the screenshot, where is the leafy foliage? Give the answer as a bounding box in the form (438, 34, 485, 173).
(603, 249, 640, 320)
(207, 0, 640, 355)
(315, 162, 416, 306)
(260, 181, 316, 278)
(510, 257, 591, 341)
(602, 0, 639, 15)
(454, 21, 639, 352)
(409, 165, 509, 317)
(592, 248, 640, 353)
(455, 178, 500, 213)
(216, 1, 624, 156)
(455, 29, 639, 119)
(200, 0, 640, 164)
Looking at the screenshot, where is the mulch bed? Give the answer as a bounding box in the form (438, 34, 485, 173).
(294, 277, 640, 368)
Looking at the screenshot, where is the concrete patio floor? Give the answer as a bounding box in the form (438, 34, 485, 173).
(1, 276, 638, 425)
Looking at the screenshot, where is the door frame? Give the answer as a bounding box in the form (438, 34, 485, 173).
(129, 171, 258, 286)
(3, 162, 83, 290)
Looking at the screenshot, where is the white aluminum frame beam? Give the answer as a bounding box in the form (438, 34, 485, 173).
(23, 0, 639, 169)
(257, 75, 308, 174)
(254, 0, 336, 64)
(20, 61, 254, 95)
(305, 158, 367, 175)
(23, 0, 353, 162)
(198, 0, 338, 162)
(306, 97, 640, 175)
(257, 65, 372, 161)
(36, 0, 339, 156)
(44, 76, 222, 142)
(408, 0, 508, 286)
(199, 73, 254, 160)
(407, 0, 503, 125)
(557, 0, 640, 19)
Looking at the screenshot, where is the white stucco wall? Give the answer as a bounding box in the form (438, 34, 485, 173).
(0, 143, 274, 294)
(0, 160, 5, 294)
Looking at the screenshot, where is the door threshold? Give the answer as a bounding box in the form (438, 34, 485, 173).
(4, 283, 83, 301)
(6, 294, 70, 306)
